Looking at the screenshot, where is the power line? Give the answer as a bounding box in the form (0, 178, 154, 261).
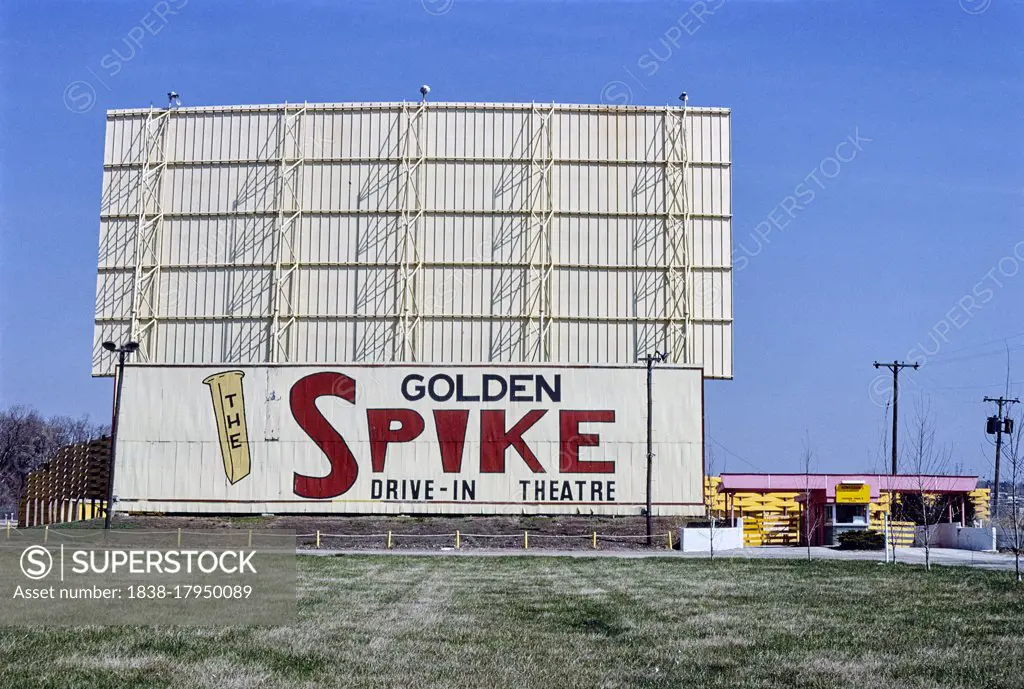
(873, 360, 919, 475)
(706, 435, 763, 472)
(920, 331, 1024, 362)
(921, 344, 1024, 368)
(917, 380, 1024, 392)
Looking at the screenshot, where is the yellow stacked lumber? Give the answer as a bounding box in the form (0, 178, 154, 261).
(704, 476, 727, 512)
(867, 519, 915, 547)
(742, 513, 800, 546)
(968, 488, 990, 522)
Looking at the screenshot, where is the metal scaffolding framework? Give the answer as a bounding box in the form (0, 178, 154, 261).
(523, 103, 556, 361)
(128, 106, 171, 361)
(270, 103, 307, 363)
(96, 102, 732, 378)
(395, 100, 428, 360)
(662, 106, 692, 364)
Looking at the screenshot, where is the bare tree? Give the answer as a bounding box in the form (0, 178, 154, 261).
(907, 401, 951, 572)
(800, 436, 820, 561)
(999, 406, 1024, 583)
(704, 443, 720, 562)
(0, 406, 107, 513)
(887, 494, 899, 566)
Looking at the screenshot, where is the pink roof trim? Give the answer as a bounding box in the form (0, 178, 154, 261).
(716, 473, 979, 500)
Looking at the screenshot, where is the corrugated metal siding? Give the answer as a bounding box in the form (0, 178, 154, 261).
(94, 102, 732, 377)
(114, 364, 703, 516)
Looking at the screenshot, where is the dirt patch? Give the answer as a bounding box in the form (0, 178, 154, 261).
(113, 514, 688, 551)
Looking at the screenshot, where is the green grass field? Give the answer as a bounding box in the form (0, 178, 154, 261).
(2, 556, 1023, 688)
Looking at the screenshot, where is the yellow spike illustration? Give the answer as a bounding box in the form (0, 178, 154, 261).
(203, 370, 252, 484)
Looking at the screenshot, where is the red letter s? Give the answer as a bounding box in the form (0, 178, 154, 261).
(290, 372, 359, 499)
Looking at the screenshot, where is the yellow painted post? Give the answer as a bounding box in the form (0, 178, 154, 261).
(524, 531, 529, 550)
(177, 528, 182, 547)
(316, 530, 321, 548)
(387, 531, 392, 549)
(44, 525, 48, 543)
(456, 530, 461, 549)
(592, 531, 597, 549)
(667, 530, 673, 550)
(6, 521, 9, 539)
(247, 530, 252, 548)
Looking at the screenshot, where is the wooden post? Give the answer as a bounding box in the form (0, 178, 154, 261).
(456, 530, 461, 549)
(387, 531, 392, 549)
(316, 530, 321, 548)
(667, 529, 673, 550)
(524, 531, 529, 550)
(592, 531, 597, 549)
(177, 528, 182, 547)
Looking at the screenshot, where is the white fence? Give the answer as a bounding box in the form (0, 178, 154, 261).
(915, 524, 996, 551)
(678, 519, 744, 553)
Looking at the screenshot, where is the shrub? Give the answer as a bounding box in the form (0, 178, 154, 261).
(837, 529, 885, 550)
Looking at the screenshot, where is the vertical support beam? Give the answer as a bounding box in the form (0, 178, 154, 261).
(395, 100, 427, 361)
(128, 106, 171, 362)
(270, 103, 307, 363)
(523, 103, 555, 361)
(662, 106, 691, 364)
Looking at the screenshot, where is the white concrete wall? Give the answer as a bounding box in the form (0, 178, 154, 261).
(916, 524, 996, 551)
(678, 519, 743, 552)
(996, 526, 1024, 551)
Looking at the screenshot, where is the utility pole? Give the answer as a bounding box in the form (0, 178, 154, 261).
(102, 341, 139, 530)
(639, 351, 668, 546)
(984, 396, 1019, 521)
(873, 361, 919, 475)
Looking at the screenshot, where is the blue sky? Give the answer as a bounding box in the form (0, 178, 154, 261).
(1, 0, 1021, 476)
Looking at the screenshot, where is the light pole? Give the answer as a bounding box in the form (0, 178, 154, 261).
(102, 341, 139, 530)
(639, 351, 668, 546)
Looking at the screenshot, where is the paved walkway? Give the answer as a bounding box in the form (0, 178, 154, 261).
(301, 545, 1021, 571)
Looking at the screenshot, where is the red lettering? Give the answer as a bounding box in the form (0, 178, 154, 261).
(290, 372, 359, 499)
(560, 410, 615, 473)
(434, 410, 470, 473)
(480, 410, 547, 473)
(367, 409, 425, 471)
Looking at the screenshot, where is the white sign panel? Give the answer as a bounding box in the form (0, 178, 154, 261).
(115, 365, 704, 516)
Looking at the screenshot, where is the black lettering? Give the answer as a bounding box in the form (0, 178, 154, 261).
(520, 480, 530, 501)
(455, 375, 480, 402)
(224, 393, 238, 408)
(462, 480, 476, 501)
(371, 479, 383, 499)
(510, 375, 530, 402)
(425, 480, 434, 500)
(429, 375, 455, 402)
(607, 481, 616, 502)
(483, 374, 507, 402)
(386, 479, 398, 499)
(591, 482, 604, 501)
(402, 374, 425, 401)
(229, 433, 242, 449)
(226, 412, 241, 429)
(536, 375, 561, 403)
